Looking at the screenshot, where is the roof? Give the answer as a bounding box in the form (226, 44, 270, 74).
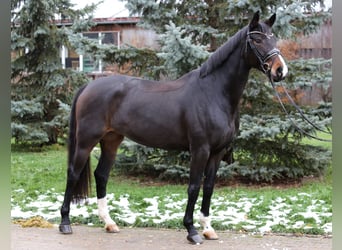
(55, 17, 140, 26)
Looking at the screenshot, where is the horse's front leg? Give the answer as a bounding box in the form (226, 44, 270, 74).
(183, 146, 210, 244)
(200, 150, 226, 240)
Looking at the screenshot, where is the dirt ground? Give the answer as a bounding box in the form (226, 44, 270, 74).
(11, 223, 332, 250)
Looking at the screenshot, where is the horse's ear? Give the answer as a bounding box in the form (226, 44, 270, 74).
(265, 13, 276, 27)
(249, 11, 260, 29)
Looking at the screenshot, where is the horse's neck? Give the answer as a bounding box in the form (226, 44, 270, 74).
(218, 47, 250, 109)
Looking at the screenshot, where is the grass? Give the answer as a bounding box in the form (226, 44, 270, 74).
(11, 146, 68, 194)
(300, 130, 332, 149)
(11, 138, 332, 235)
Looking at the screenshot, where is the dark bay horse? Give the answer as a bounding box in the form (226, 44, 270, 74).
(59, 11, 288, 244)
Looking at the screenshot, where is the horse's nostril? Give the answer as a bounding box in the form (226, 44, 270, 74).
(276, 67, 283, 78)
(277, 67, 283, 74)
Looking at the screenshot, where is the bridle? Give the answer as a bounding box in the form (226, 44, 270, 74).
(246, 30, 332, 142)
(246, 30, 280, 74)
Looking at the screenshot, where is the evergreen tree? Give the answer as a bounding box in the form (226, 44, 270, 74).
(122, 0, 330, 80)
(157, 21, 209, 79)
(124, 0, 330, 48)
(11, 0, 98, 145)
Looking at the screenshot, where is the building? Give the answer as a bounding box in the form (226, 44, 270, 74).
(297, 19, 332, 59)
(58, 16, 332, 73)
(57, 17, 158, 76)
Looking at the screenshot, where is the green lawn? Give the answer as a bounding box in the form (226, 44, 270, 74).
(11, 140, 332, 235)
(300, 130, 332, 149)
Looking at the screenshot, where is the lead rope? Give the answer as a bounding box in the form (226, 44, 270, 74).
(269, 76, 332, 142)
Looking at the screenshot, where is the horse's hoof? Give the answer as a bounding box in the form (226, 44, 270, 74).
(105, 224, 120, 233)
(187, 234, 203, 244)
(203, 229, 219, 240)
(59, 224, 73, 234)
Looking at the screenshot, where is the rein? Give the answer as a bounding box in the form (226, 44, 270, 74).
(269, 76, 332, 142)
(246, 30, 331, 142)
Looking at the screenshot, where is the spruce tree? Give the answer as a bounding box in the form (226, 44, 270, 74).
(11, 0, 98, 145)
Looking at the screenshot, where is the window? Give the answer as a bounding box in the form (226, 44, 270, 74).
(62, 31, 120, 73)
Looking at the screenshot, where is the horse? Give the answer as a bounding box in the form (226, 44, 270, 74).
(59, 11, 288, 244)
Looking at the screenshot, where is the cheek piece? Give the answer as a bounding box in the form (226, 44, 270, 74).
(246, 31, 280, 74)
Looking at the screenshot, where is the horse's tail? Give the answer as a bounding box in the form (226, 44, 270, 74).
(67, 84, 91, 203)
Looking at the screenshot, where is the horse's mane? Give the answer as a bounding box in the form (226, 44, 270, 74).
(199, 26, 248, 78)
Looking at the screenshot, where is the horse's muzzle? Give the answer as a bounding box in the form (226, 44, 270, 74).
(271, 66, 285, 82)
(270, 55, 288, 82)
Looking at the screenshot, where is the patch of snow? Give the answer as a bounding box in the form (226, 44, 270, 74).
(11, 189, 332, 235)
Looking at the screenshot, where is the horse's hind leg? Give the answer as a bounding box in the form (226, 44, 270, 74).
(94, 132, 124, 233)
(60, 146, 93, 234)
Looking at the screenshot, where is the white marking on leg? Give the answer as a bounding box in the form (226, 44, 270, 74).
(98, 197, 119, 233)
(199, 213, 218, 240)
(199, 213, 214, 231)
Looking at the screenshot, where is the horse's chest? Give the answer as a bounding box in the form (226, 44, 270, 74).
(219, 124, 235, 145)
(207, 116, 237, 148)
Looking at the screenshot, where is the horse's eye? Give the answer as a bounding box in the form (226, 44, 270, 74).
(253, 39, 262, 44)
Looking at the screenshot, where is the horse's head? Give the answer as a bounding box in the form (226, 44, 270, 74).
(246, 11, 288, 82)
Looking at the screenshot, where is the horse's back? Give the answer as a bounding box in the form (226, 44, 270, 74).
(75, 74, 191, 150)
(84, 74, 135, 93)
